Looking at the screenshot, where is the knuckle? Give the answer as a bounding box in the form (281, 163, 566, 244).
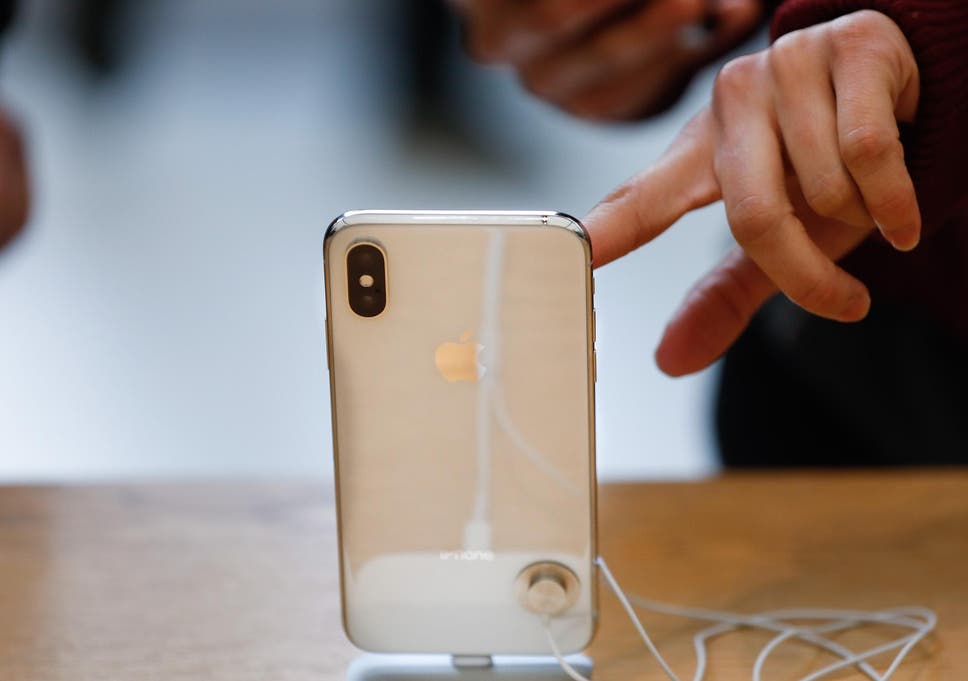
(769, 31, 802, 65)
(766, 43, 793, 84)
(829, 11, 904, 68)
(802, 171, 857, 218)
(840, 124, 900, 170)
(713, 55, 759, 106)
(728, 194, 781, 246)
(830, 9, 890, 45)
(600, 177, 636, 206)
(767, 30, 814, 83)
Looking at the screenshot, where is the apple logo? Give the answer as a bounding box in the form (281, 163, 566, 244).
(435, 330, 486, 383)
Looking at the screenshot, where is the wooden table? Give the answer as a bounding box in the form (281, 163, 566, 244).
(0, 472, 964, 680)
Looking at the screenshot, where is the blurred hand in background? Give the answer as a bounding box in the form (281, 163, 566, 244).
(0, 108, 29, 250)
(451, 0, 762, 120)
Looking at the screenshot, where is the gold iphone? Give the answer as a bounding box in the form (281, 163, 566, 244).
(323, 210, 596, 655)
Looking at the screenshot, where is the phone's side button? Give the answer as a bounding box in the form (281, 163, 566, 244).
(324, 318, 333, 372)
(591, 308, 597, 382)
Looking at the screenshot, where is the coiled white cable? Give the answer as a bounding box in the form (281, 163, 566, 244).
(541, 556, 936, 681)
(630, 595, 935, 681)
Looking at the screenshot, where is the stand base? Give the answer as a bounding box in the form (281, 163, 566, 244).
(347, 653, 592, 681)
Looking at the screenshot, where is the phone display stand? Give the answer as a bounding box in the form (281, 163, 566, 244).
(347, 653, 592, 681)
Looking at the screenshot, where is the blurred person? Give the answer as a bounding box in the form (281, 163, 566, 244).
(454, 0, 968, 465)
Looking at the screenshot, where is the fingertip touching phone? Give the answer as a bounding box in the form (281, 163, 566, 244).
(323, 210, 597, 656)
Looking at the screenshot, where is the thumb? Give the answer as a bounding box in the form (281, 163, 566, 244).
(655, 189, 875, 377)
(655, 249, 775, 377)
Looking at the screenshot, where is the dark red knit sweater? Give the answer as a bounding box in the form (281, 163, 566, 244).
(771, 0, 968, 344)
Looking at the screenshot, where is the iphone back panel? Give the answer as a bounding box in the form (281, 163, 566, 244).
(323, 210, 596, 655)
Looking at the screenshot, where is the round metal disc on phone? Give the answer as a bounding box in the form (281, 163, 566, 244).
(515, 561, 580, 616)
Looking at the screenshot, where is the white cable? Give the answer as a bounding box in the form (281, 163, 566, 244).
(610, 561, 887, 681)
(799, 607, 934, 681)
(542, 615, 595, 681)
(691, 608, 930, 681)
(753, 623, 869, 681)
(466, 231, 506, 550)
(695, 618, 883, 681)
(492, 388, 582, 497)
(752, 607, 935, 681)
(466, 228, 587, 550)
(875, 611, 936, 680)
(540, 557, 936, 681)
(626, 593, 935, 681)
(596, 557, 681, 681)
(800, 633, 921, 681)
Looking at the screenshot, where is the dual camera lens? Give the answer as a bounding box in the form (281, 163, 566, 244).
(346, 243, 387, 317)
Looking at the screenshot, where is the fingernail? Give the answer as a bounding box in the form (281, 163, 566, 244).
(891, 228, 920, 251)
(877, 221, 919, 252)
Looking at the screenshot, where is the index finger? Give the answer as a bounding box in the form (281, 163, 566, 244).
(584, 109, 720, 266)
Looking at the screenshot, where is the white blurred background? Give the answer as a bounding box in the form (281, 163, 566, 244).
(0, 0, 764, 482)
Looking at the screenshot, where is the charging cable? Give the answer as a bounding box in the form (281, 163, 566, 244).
(539, 556, 936, 681)
(465, 230, 583, 551)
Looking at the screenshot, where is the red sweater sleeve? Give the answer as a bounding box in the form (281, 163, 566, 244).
(771, 0, 968, 237)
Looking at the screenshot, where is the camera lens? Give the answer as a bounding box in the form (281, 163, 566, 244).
(354, 249, 377, 269)
(346, 243, 387, 317)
